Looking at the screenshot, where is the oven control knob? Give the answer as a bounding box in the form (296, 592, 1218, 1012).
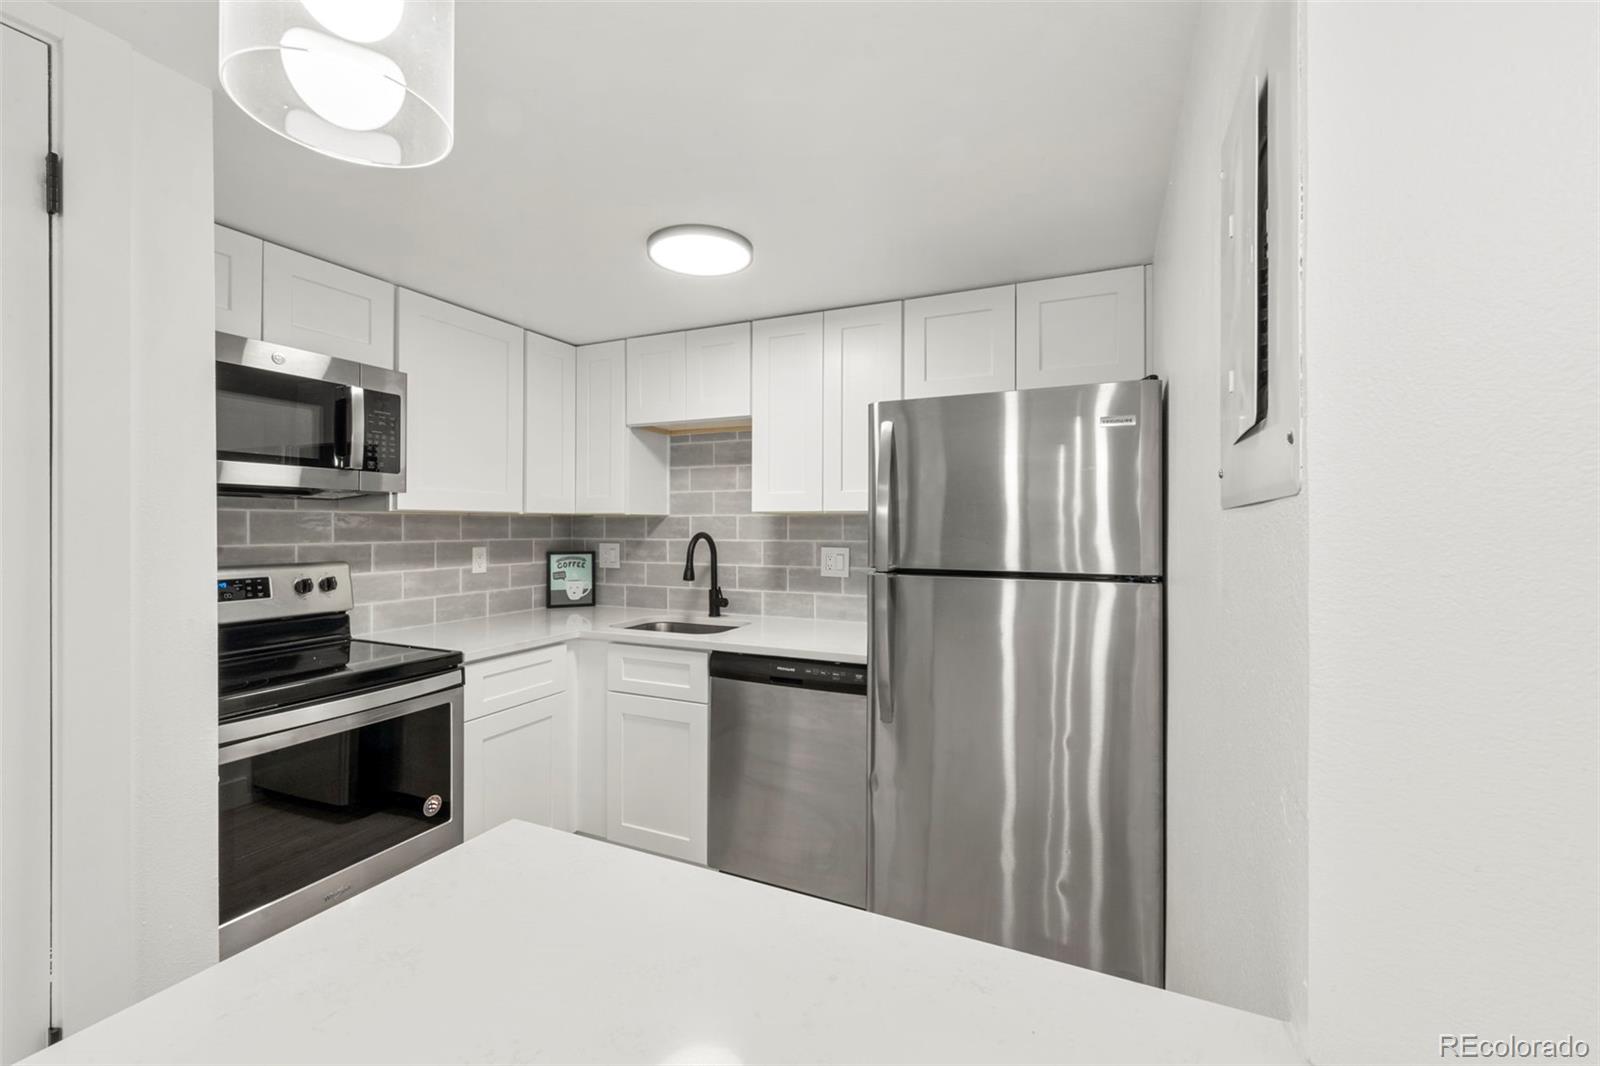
(422, 795, 443, 818)
(319, 576, 339, 593)
(293, 578, 314, 595)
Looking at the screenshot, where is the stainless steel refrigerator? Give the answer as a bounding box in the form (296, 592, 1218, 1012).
(868, 380, 1164, 986)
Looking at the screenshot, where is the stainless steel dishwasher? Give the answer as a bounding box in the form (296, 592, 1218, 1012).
(708, 653, 869, 908)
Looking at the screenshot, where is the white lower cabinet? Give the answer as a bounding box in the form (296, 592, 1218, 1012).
(464, 692, 572, 837)
(605, 691, 707, 864)
(463, 647, 573, 838)
(603, 645, 708, 863)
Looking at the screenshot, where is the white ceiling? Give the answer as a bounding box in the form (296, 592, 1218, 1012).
(58, 1, 1198, 345)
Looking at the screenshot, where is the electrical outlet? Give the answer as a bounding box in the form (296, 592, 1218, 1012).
(820, 546, 849, 578)
(471, 546, 488, 574)
(597, 542, 621, 569)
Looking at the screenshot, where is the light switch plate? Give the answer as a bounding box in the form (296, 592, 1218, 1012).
(471, 546, 488, 574)
(820, 546, 849, 578)
(597, 542, 621, 569)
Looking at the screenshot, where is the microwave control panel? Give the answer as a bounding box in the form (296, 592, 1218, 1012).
(363, 391, 402, 474)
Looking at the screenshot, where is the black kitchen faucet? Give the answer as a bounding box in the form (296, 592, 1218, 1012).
(682, 532, 730, 618)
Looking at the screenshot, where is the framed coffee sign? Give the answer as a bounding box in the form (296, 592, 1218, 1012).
(546, 551, 596, 608)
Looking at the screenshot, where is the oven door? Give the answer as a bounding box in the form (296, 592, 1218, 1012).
(218, 674, 463, 957)
(216, 334, 364, 496)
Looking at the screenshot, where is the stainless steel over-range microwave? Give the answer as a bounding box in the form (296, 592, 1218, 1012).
(216, 333, 406, 498)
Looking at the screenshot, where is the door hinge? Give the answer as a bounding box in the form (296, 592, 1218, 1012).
(47, 1026, 62, 1045)
(45, 152, 62, 215)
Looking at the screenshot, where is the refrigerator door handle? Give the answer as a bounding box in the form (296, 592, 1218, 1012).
(871, 573, 894, 724)
(873, 418, 895, 569)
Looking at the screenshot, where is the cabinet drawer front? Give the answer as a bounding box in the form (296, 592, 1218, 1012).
(465, 646, 568, 721)
(606, 644, 708, 703)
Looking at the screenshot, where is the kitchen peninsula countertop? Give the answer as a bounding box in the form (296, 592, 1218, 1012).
(370, 605, 868, 665)
(27, 823, 1302, 1065)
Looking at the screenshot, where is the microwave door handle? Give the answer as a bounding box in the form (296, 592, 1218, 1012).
(346, 386, 365, 472)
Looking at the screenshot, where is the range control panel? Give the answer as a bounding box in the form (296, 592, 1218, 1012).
(216, 575, 271, 603)
(217, 562, 354, 625)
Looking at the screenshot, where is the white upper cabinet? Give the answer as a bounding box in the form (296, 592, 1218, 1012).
(626, 324, 753, 427)
(751, 313, 824, 513)
(902, 284, 1016, 399)
(823, 302, 902, 512)
(213, 225, 262, 338)
(262, 243, 395, 368)
(625, 331, 686, 426)
(683, 322, 751, 423)
(524, 331, 576, 514)
(396, 290, 525, 513)
(577, 341, 670, 515)
(1016, 266, 1146, 389)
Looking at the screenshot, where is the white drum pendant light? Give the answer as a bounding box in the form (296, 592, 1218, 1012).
(219, 0, 455, 168)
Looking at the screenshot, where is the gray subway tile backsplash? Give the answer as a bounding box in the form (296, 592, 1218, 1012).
(216, 429, 866, 632)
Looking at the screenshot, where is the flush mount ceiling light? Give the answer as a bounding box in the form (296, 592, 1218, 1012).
(219, 0, 455, 168)
(647, 225, 754, 277)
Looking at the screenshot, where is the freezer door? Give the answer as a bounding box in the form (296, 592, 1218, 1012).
(868, 381, 1163, 577)
(870, 572, 1164, 985)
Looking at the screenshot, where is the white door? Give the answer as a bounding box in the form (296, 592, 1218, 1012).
(751, 313, 824, 513)
(902, 284, 1016, 398)
(606, 692, 707, 863)
(576, 341, 626, 513)
(262, 243, 395, 368)
(213, 225, 262, 338)
(683, 322, 751, 423)
(396, 289, 525, 512)
(625, 330, 685, 426)
(1016, 266, 1146, 389)
(823, 302, 901, 512)
(524, 331, 575, 514)
(463, 692, 572, 838)
(0, 24, 54, 1061)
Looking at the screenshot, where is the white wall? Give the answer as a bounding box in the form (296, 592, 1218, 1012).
(1304, 4, 1598, 1062)
(0, 0, 217, 1047)
(1151, 0, 1308, 1025)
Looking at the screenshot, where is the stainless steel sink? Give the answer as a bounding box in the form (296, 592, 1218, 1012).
(624, 620, 743, 635)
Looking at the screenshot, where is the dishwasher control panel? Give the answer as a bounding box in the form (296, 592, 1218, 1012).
(709, 653, 867, 695)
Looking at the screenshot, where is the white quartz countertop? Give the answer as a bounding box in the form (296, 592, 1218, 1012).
(28, 823, 1302, 1065)
(370, 605, 868, 665)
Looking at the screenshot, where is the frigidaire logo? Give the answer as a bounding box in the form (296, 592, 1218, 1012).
(322, 884, 353, 904)
(1100, 415, 1137, 428)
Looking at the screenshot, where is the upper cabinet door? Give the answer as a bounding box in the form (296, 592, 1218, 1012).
(823, 302, 902, 512)
(1016, 266, 1146, 389)
(751, 313, 824, 513)
(524, 331, 576, 515)
(262, 243, 396, 369)
(902, 285, 1016, 399)
(683, 322, 751, 423)
(396, 290, 525, 513)
(576, 341, 627, 514)
(625, 331, 686, 426)
(214, 225, 262, 339)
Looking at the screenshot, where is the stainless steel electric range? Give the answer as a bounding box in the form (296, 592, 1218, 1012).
(217, 561, 463, 957)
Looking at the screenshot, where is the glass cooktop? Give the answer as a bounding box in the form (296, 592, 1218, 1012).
(219, 636, 462, 723)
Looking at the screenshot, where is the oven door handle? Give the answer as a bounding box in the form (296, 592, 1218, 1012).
(219, 673, 462, 760)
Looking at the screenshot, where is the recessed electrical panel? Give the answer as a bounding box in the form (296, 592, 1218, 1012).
(1218, 3, 1303, 509)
